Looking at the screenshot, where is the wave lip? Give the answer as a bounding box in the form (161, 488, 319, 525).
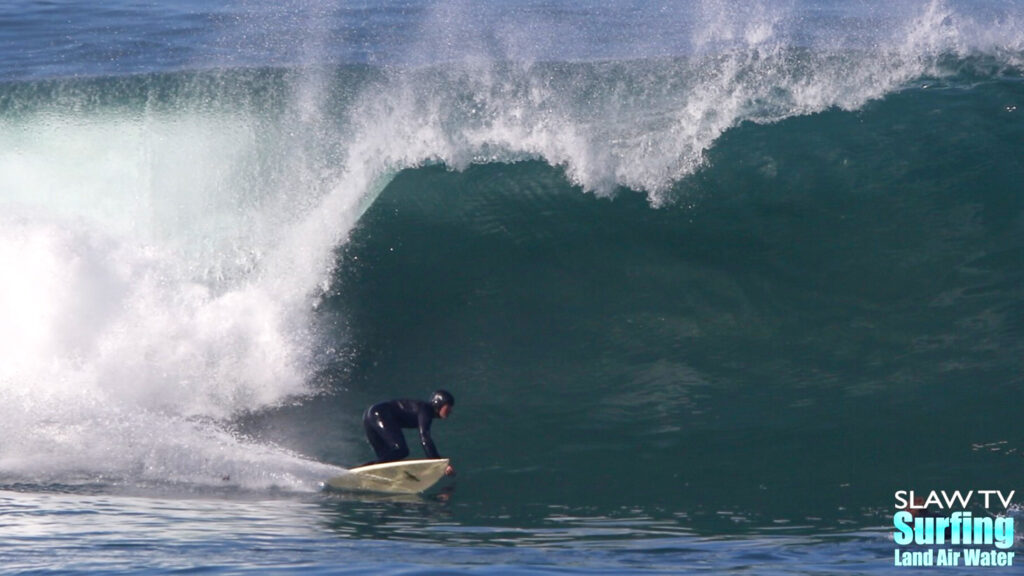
(331, 0, 1024, 204)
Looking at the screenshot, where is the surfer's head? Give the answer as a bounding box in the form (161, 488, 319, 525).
(430, 389, 454, 418)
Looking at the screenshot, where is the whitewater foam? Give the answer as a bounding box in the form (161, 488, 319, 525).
(0, 100, 353, 489)
(0, 206, 345, 488)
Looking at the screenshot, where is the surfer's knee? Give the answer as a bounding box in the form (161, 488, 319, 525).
(393, 445, 409, 460)
(362, 408, 379, 433)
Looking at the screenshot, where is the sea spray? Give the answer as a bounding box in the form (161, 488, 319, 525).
(327, 0, 1023, 204)
(0, 79, 351, 489)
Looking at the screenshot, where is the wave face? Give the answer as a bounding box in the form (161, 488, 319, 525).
(330, 81, 1024, 518)
(0, 0, 1022, 521)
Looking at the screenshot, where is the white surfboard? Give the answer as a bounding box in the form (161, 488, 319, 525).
(325, 458, 449, 494)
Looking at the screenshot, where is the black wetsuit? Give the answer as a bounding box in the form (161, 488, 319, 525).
(362, 399, 441, 464)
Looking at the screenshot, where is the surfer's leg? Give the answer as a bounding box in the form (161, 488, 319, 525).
(363, 407, 392, 461)
(377, 422, 409, 462)
(363, 406, 409, 463)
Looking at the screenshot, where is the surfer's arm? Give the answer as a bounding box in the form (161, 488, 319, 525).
(417, 412, 441, 459)
(421, 427, 454, 475)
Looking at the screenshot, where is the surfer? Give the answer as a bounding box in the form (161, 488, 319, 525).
(362, 390, 456, 476)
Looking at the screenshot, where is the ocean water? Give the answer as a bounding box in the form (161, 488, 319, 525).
(1, 0, 1022, 574)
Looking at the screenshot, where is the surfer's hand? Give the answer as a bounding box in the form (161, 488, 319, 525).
(445, 464, 456, 477)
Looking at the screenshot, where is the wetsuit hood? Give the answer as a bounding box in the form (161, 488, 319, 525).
(430, 389, 454, 414)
